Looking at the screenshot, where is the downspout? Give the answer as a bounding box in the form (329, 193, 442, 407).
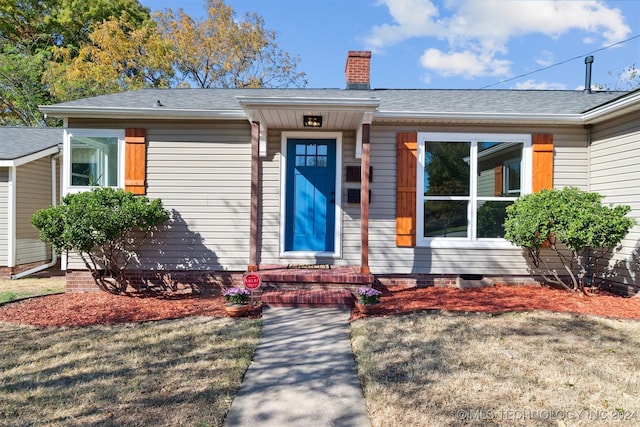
(11, 154, 59, 279)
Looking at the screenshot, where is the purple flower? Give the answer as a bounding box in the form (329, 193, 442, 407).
(357, 287, 382, 305)
(223, 287, 251, 304)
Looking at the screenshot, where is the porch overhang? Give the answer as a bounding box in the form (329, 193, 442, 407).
(237, 96, 379, 157)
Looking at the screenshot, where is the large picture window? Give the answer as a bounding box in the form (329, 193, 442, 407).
(65, 129, 124, 192)
(417, 133, 531, 246)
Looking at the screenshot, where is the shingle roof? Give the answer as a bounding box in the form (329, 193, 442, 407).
(40, 87, 628, 116)
(0, 127, 62, 160)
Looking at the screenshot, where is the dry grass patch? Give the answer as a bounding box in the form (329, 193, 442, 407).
(0, 316, 260, 426)
(351, 311, 640, 427)
(0, 277, 65, 304)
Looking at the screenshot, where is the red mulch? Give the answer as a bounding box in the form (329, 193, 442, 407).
(0, 285, 639, 327)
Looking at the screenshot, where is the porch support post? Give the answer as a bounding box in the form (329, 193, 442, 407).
(248, 121, 260, 272)
(360, 123, 371, 274)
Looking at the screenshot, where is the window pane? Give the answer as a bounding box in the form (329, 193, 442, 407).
(424, 141, 470, 196)
(424, 200, 468, 237)
(477, 200, 513, 238)
(477, 142, 523, 197)
(70, 136, 118, 186)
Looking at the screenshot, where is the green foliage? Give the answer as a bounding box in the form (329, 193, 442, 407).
(504, 187, 635, 293)
(32, 187, 170, 294)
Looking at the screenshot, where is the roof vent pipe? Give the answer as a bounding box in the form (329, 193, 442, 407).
(584, 55, 594, 94)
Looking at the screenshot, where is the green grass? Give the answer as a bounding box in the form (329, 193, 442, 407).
(0, 277, 65, 304)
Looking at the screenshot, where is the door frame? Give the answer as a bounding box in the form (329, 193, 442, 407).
(280, 131, 343, 258)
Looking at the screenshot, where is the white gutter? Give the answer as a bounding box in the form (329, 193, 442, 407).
(373, 111, 585, 125)
(582, 91, 640, 124)
(40, 106, 246, 121)
(11, 154, 60, 280)
(7, 166, 15, 268)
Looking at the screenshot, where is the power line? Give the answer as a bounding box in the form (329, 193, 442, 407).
(479, 34, 640, 89)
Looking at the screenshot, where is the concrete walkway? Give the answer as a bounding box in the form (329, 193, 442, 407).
(223, 306, 371, 427)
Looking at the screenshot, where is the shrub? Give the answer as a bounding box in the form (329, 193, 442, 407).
(503, 187, 635, 294)
(32, 187, 170, 294)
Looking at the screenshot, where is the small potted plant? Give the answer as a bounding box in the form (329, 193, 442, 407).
(223, 287, 251, 317)
(355, 287, 382, 314)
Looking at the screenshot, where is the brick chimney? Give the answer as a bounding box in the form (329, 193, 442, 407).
(345, 50, 371, 90)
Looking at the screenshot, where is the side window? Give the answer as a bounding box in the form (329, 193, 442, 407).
(65, 129, 124, 191)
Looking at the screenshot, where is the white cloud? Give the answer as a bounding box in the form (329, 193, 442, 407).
(364, 0, 631, 80)
(535, 51, 555, 67)
(420, 48, 511, 77)
(513, 79, 568, 90)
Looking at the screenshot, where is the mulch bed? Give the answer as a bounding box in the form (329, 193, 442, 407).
(351, 284, 640, 321)
(0, 285, 638, 327)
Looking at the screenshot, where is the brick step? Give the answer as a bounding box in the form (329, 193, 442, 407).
(261, 289, 354, 308)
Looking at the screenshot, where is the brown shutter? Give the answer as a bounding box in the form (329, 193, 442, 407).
(125, 128, 146, 195)
(396, 132, 418, 247)
(532, 133, 553, 192)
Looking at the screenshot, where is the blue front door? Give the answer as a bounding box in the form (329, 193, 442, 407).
(285, 139, 336, 252)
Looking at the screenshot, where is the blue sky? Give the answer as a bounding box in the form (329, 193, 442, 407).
(140, 0, 640, 91)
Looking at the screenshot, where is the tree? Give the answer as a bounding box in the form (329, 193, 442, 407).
(0, 0, 154, 125)
(155, 0, 306, 88)
(503, 187, 635, 294)
(44, 13, 174, 101)
(0, 45, 51, 126)
(32, 188, 171, 294)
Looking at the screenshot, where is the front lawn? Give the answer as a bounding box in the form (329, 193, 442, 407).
(352, 310, 640, 427)
(0, 317, 261, 426)
(0, 277, 65, 304)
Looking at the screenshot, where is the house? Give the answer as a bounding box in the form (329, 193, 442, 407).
(0, 127, 62, 279)
(39, 51, 640, 296)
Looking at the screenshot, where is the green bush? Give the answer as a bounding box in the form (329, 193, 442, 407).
(504, 187, 635, 294)
(32, 188, 170, 294)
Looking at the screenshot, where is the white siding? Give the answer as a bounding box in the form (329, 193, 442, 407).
(367, 124, 589, 275)
(589, 113, 640, 288)
(15, 158, 52, 264)
(0, 168, 9, 266)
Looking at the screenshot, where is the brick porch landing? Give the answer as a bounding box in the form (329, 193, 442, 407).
(253, 265, 374, 308)
(262, 289, 354, 308)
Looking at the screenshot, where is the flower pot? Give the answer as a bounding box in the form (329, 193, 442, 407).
(356, 302, 381, 315)
(225, 304, 250, 317)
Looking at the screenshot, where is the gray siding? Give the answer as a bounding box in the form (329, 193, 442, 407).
(64, 118, 595, 277)
(589, 113, 640, 288)
(257, 130, 361, 266)
(367, 124, 589, 275)
(66, 120, 253, 271)
(15, 158, 53, 264)
(0, 168, 8, 266)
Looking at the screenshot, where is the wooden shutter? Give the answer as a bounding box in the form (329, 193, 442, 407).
(125, 128, 146, 195)
(494, 165, 503, 196)
(532, 133, 554, 192)
(396, 132, 418, 247)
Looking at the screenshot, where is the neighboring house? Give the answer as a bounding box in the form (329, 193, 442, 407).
(0, 128, 62, 279)
(39, 51, 640, 295)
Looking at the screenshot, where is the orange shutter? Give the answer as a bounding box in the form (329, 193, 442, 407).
(396, 132, 418, 247)
(125, 128, 146, 195)
(494, 165, 503, 196)
(532, 133, 553, 192)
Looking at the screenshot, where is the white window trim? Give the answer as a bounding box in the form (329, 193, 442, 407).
(279, 131, 343, 259)
(63, 129, 125, 196)
(416, 132, 532, 248)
